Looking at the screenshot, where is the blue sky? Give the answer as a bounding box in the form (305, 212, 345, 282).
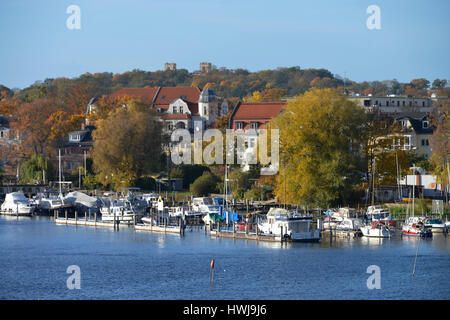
(0, 0, 449, 89)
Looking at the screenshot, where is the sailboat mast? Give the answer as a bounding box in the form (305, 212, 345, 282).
(58, 149, 62, 195)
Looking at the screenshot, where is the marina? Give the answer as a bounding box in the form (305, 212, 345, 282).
(0, 215, 449, 300)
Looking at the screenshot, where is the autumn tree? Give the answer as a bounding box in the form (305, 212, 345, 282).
(273, 88, 367, 207)
(430, 101, 449, 186)
(11, 98, 63, 156)
(92, 100, 164, 190)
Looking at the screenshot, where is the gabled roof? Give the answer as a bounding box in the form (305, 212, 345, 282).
(153, 86, 201, 108)
(232, 102, 286, 120)
(395, 116, 434, 134)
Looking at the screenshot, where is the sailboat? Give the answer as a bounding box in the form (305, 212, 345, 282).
(401, 173, 432, 238)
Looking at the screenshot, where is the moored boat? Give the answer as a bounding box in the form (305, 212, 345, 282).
(402, 218, 432, 237)
(258, 208, 320, 242)
(361, 221, 394, 238)
(423, 218, 447, 234)
(191, 197, 220, 216)
(0, 192, 34, 216)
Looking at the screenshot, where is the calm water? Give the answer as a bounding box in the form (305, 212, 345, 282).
(0, 216, 449, 300)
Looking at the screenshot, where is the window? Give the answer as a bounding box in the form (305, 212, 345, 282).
(386, 101, 389, 106)
(426, 139, 429, 146)
(250, 122, 258, 129)
(375, 100, 378, 105)
(236, 122, 243, 130)
(203, 106, 208, 115)
(179, 106, 183, 114)
(421, 139, 425, 146)
(422, 101, 425, 107)
(173, 106, 177, 114)
(403, 101, 405, 106)
(70, 134, 80, 142)
(422, 121, 428, 128)
(364, 100, 371, 106)
(397, 101, 400, 107)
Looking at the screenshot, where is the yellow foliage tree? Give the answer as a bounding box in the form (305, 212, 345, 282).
(273, 88, 367, 207)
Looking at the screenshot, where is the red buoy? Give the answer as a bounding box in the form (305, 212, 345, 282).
(210, 259, 215, 269)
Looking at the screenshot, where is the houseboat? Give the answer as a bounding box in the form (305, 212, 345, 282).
(99, 199, 141, 223)
(258, 208, 320, 242)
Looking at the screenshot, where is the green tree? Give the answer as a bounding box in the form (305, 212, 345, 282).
(92, 99, 164, 190)
(189, 171, 220, 196)
(273, 88, 367, 207)
(20, 154, 54, 184)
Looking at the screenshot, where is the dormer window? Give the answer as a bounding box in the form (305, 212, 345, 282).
(236, 122, 244, 130)
(180, 95, 186, 99)
(250, 122, 258, 129)
(422, 121, 428, 128)
(69, 134, 81, 142)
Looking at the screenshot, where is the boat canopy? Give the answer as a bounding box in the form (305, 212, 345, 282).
(64, 191, 98, 208)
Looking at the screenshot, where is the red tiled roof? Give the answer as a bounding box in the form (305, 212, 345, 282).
(153, 86, 201, 106)
(233, 102, 286, 120)
(109, 87, 159, 105)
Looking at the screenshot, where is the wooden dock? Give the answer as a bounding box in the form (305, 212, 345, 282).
(134, 223, 183, 235)
(210, 230, 282, 242)
(55, 218, 122, 228)
(321, 229, 363, 239)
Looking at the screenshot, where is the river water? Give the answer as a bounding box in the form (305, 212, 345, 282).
(0, 216, 448, 300)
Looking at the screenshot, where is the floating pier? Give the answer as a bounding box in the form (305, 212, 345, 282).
(134, 223, 183, 235)
(210, 229, 282, 242)
(321, 229, 363, 239)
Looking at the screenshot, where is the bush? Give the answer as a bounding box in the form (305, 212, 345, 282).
(190, 172, 220, 196)
(244, 186, 270, 201)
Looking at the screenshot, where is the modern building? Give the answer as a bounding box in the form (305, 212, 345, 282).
(350, 95, 435, 114)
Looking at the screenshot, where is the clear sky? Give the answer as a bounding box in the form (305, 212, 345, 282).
(0, 0, 449, 89)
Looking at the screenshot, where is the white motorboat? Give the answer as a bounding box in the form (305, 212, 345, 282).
(335, 217, 364, 231)
(34, 194, 72, 212)
(191, 197, 220, 216)
(423, 218, 447, 234)
(258, 208, 320, 242)
(0, 192, 34, 216)
(100, 199, 141, 223)
(142, 193, 159, 209)
(366, 205, 390, 221)
(168, 206, 198, 217)
(360, 221, 394, 238)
